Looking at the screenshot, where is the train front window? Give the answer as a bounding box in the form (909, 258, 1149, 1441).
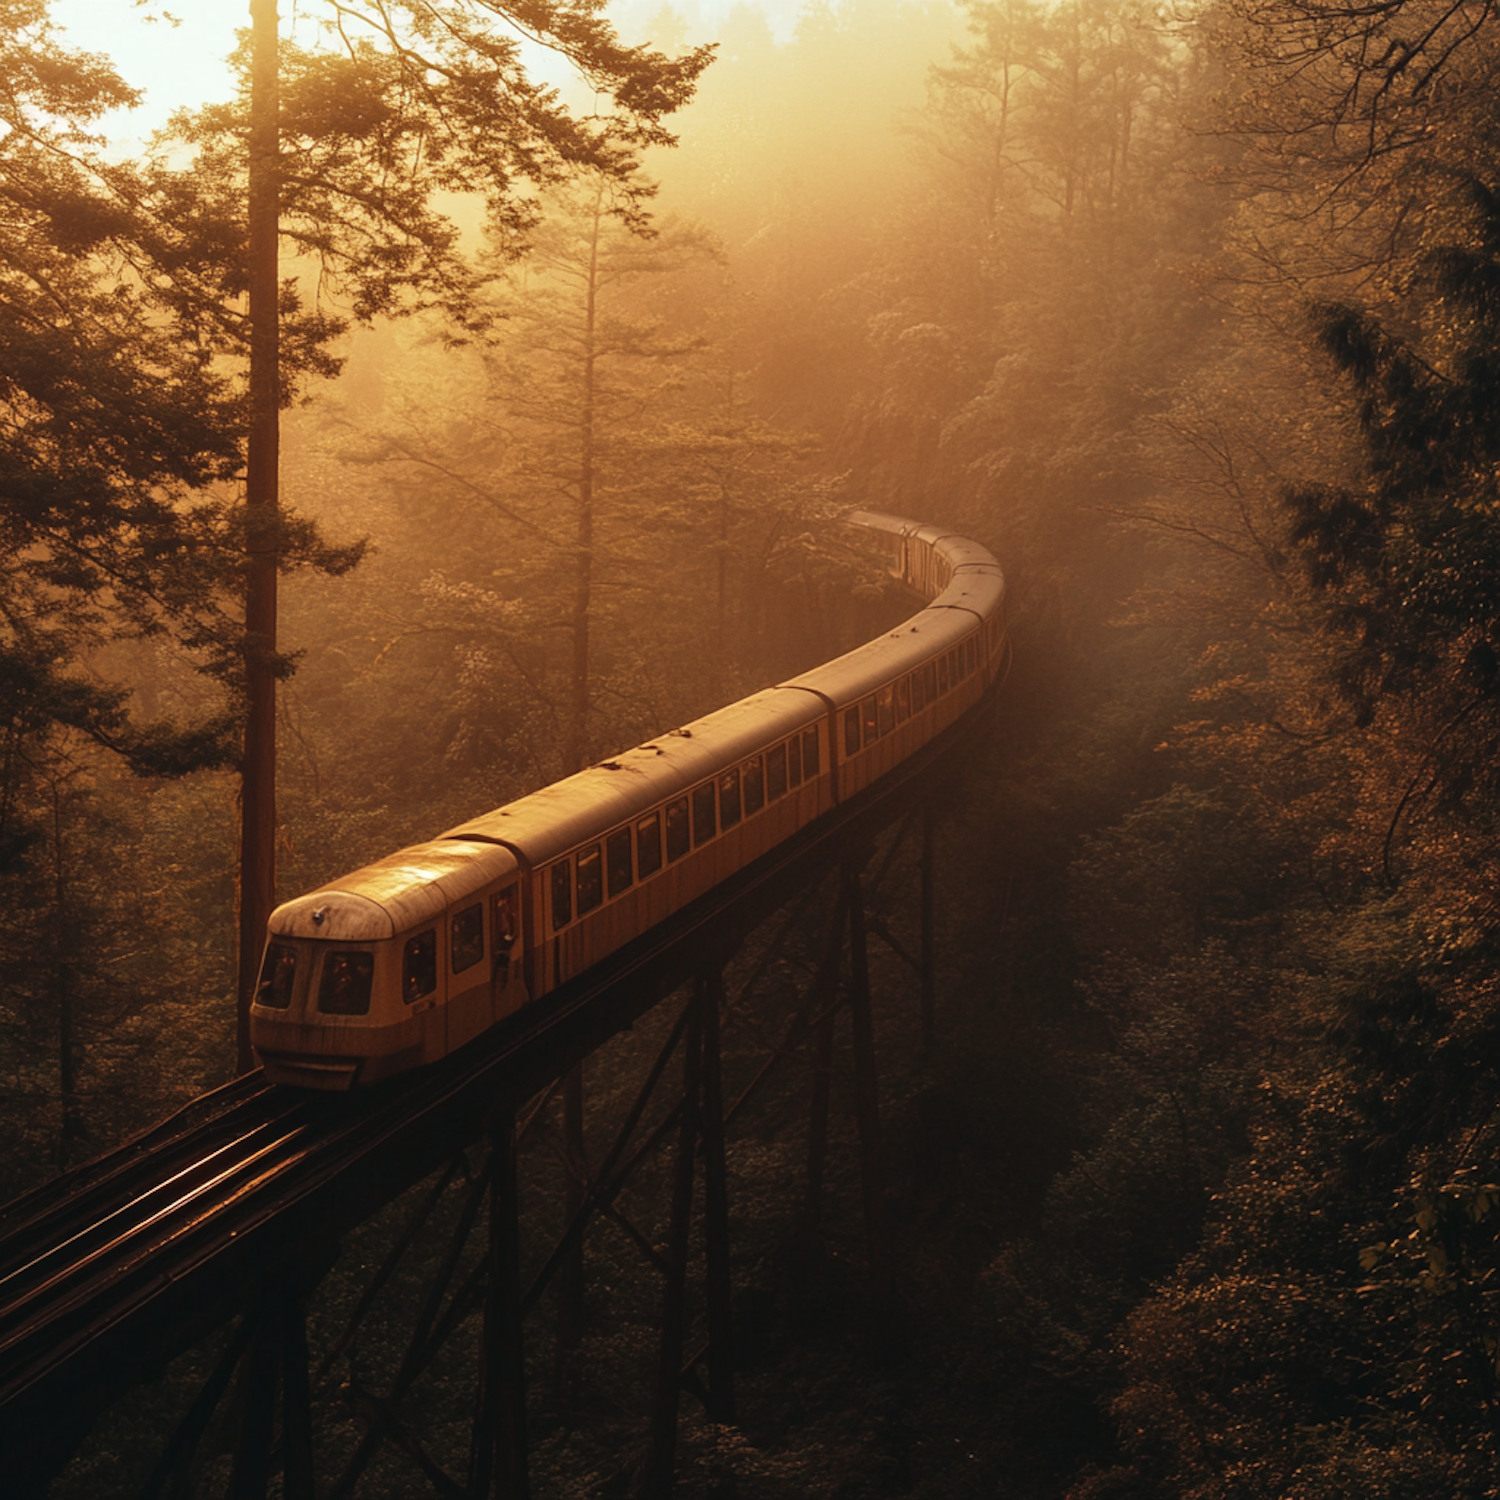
(692, 782, 716, 846)
(256, 943, 297, 1009)
(320, 950, 374, 1014)
(666, 797, 691, 861)
(637, 813, 664, 879)
(403, 932, 437, 1004)
(551, 860, 572, 930)
(607, 827, 634, 897)
(452, 903, 484, 974)
(743, 756, 765, 816)
(577, 845, 603, 915)
(767, 742, 788, 799)
(719, 769, 742, 829)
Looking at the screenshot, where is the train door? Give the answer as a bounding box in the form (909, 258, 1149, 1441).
(446, 899, 490, 1051)
(398, 924, 447, 1063)
(492, 882, 527, 1018)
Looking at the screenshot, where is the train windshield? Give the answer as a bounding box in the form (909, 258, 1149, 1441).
(319, 950, 375, 1015)
(256, 942, 297, 1009)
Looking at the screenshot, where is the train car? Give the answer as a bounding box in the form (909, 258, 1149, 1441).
(250, 512, 1006, 1089)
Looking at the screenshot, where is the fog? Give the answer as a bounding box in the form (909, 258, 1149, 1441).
(9, 0, 1500, 1492)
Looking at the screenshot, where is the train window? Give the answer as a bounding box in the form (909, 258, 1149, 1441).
(895, 675, 911, 723)
(606, 827, 633, 897)
(256, 943, 297, 1009)
(743, 755, 765, 816)
(937, 653, 950, 694)
(861, 696, 879, 743)
(492, 888, 518, 950)
(551, 860, 572, 930)
(877, 685, 895, 736)
(451, 903, 484, 974)
(923, 661, 937, 702)
(767, 742, 788, 799)
(844, 707, 860, 757)
(719, 769, 742, 829)
(666, 797, 691, 861)
(967, 637, 978, 674)
(637, 813, 664, 879)
(692, 782, 717, 846)
(787, 734, 802, 788)
(402, 932, 437, 1005)
(577, 845, 603, 915)
(321, 950, 375, 1014)
(910, 669, 925, 713)
(803, 725, 820, 776)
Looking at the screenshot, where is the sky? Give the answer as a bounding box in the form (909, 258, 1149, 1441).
(47, 0, 807, 154)
(51, 2, 240, 148)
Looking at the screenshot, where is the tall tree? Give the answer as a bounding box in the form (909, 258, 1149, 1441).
(160, 0, 713, 1066)
(0, 0, 252, 873)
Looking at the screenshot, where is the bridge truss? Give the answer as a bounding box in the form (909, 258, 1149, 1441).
(0, 672, 1000, 1500)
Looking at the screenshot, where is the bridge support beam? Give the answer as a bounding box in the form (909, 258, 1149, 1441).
(280, 1284, 316, 1500)
(474, 1108, 528, 1500)
(559, 1062, 586, 1359)
(921, 802, 936, 1050)
(225, 1275, 313, 1500)
(845, 863, 893, 1331)
(801, 882, 847, 1251)
(699, 966, 736, 1425)
(642, 999, 701, 1499)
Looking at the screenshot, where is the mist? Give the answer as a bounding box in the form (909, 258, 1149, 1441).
(7, 0, 1500, 1492)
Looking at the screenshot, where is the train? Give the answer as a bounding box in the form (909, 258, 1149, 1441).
(249, 511, 1007, 1089)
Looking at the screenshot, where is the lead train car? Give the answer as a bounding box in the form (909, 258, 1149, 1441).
(251, 512, 1007, 1089)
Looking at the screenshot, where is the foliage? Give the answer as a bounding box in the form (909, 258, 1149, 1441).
(159, 1, 714, 359)
(0, 1, 252, 833)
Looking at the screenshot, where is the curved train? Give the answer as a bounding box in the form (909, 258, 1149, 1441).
(250, 512, 1007, 1089)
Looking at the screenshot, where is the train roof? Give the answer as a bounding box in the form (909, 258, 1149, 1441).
(442, 686, 826, 866)
(932, 567, 1005, 617)
(782, 592, 989, 710)
(847, 509, 1002, 575)
(268, 839, 520, 940)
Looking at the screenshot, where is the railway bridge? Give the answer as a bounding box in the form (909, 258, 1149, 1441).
(0, 515, 1008, 1498)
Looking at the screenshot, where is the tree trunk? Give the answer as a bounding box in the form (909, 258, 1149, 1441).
(565, 187, 604, 775)
(237, 0, 281, 1073)
(50, 781, 81, 1167)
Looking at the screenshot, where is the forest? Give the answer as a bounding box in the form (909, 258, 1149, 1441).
(5, 0, 1500, 1492)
